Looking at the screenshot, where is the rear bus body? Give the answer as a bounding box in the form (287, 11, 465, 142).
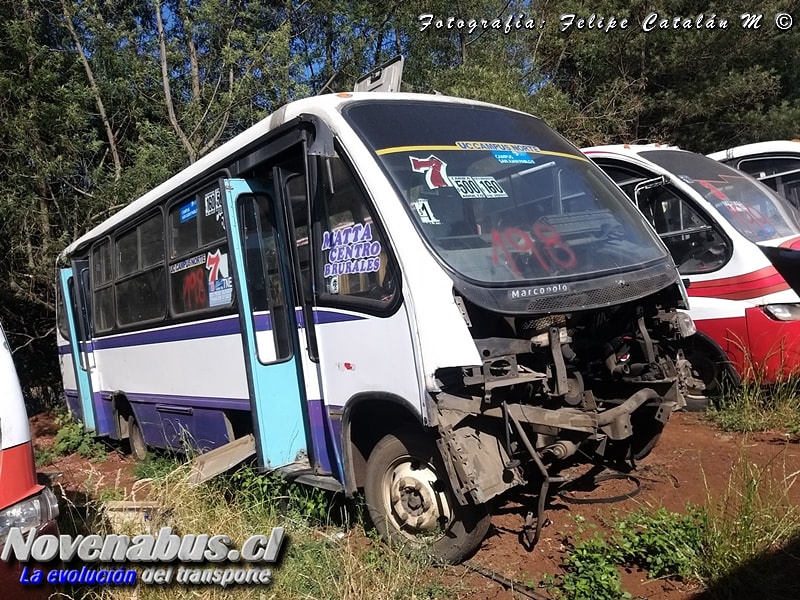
(586, 144, 800, 386)
(58, 94, 699, 562)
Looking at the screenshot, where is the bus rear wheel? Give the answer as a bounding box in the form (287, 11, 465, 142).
(128, 415, 148, 462)
(364, 428, 490, 564)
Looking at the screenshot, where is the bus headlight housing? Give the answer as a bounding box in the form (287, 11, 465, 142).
(673, 311, 697, 337)
(763, 304, 800, 321)
(0, 488, 59, 547)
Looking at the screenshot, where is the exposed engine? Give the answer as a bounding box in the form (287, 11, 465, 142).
(432, 285, 701, 545)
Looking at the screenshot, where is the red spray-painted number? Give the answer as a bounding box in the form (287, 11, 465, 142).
(492, 224, 576, 277)
(182, 268, 207, 310)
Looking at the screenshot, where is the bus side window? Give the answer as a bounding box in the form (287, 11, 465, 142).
(315, 153, 397, 306)
(240, 194, 292, 362)
(643, 187, 730, 274)
(91, 241, 115, 333)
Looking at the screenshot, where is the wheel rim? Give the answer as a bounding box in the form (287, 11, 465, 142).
(381, 454, 453, 540)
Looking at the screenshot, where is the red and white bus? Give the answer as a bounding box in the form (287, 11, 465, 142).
(586, 144, 800, 388)
(0, 321, 60, 597)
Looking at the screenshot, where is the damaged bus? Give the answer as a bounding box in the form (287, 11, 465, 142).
(57, 91, 700, 562)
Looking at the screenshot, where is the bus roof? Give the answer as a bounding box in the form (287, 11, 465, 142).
(707, 140, 800, 162)
(60, 92, 520, 259)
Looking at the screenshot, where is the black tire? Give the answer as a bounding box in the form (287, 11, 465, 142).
(683, 336, 740, 398)
(364, 428, 490, 564)
(128, 415, 148, 462)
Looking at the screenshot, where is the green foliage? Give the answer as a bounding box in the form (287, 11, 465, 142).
(696, 453, 800, 593)
(36, 411, 107, 464)
(132, 453, 183, 481)
(226, 467, 343, 526)
(548, 509, 705, 599)
(711, 365, 800, 433)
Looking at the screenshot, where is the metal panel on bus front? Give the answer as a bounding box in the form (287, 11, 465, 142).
(58, 268, 97, 431)
(222, 178, 309, 469)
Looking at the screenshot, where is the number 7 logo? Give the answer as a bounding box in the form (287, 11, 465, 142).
(410, 155, 451, 189)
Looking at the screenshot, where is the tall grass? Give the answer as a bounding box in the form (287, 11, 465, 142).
(696, 452, 800, 597)
(60, 464, 457, 600)
(709, 335, 800, 433)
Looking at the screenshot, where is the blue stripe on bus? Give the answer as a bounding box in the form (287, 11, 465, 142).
(58, 308, 366, 354)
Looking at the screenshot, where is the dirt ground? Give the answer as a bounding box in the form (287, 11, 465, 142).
(29, 410, 800, 599)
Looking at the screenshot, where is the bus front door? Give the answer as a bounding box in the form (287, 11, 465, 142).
(58, 267, 97, 432)
(223, 178, 311, 469)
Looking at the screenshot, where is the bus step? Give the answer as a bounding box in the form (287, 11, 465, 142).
(187, 434, 257, 485)
(279, 462, 345, 493)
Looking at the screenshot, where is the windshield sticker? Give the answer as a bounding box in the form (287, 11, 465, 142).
(448, 176, 509, 199)
(179, 199, 198, 223)
(204, 187, 222, 217)
(410, 155, 451, 189)
(450, 176, 486, 199)
(492, 150, 536, 164)
(475, 176, 508, 197)
(412, 199, 441, 224)
(456, 141, 541, 152)
(322, 223, 382, 277)
(206, 249, 233, 307)
(169, 254, 205, 274)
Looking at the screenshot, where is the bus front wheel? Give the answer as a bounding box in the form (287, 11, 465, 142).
(128, 415, 148, 462)
(364, 428, 490, 564)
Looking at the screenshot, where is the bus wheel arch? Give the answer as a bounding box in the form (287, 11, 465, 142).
(683, 332, 741, 397)
(341, 395, 422, 496)
(112, 393, 148, 461)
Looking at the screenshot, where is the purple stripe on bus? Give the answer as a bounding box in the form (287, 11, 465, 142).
(93, 316, 241, 351)
(78, 309, 365, 352)
(99, 390, 251, 412)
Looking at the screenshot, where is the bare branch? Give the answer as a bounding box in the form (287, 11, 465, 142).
(60, 0, 123, 180)
(155, 0, 197, 163)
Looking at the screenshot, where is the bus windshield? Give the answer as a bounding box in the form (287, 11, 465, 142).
(344, 101, 667, 285)
(641, 150, 800, 243)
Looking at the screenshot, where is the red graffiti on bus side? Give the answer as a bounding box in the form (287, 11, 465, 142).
(182, 267, 207, 310)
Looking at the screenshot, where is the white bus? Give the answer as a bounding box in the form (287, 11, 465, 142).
(57, 91, 700, 562)
(709, 140, 800, 209)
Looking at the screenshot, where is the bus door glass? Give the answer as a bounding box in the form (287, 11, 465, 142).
(223, 178, 310, 469)
(58, 266, 97, 431)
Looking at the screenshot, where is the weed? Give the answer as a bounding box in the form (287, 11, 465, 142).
(226, 467, 348, 526)
(709, 335, 800, 433)
(37, 411, 108, 463)
(711, 376, 800, 433)
(133, 453, 182, 480)
(547, 509, 705, 599)
(696, 452, 800, 595)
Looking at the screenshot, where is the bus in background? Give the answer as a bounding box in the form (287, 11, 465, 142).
(709, 140, 800, 209)
(0, 321, 60, 598)
(585, 144, 800, 390)
(57, 89, 701, 563)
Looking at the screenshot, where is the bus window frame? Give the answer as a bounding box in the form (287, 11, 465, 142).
(596, 159, 733, 276)
(310, 145, 403, 318)
(89, 237, 115, 334)
(166, 182, 236, 318)
(113, 208, 168, 329)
